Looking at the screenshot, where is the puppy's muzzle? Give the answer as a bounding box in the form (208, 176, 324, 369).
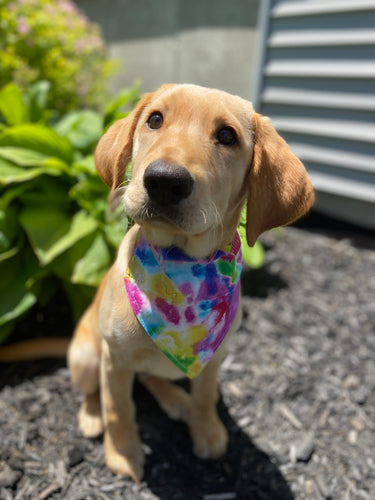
(143, 161, 194, 206)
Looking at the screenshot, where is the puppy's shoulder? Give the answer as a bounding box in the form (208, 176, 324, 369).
(103, 223, 140, 297)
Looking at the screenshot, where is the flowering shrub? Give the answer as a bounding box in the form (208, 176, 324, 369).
(0, 0, 115, 112)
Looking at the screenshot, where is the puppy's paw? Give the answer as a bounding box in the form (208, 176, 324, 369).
(78, 394, 103, 438)
(189, 414, 228, 459)
(104, 434, 145, 483)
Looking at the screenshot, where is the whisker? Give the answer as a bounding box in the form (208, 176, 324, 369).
(207, 200, 223, 244)
(200, 209, 207, 225)
(141, 203, 158, 220)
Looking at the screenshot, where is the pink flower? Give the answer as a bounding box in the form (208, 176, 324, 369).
(58, 0, 78, 15)
(16, 16, 30, 35)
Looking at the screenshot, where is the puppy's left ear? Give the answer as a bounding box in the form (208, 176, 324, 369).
(95, 92, 154, 191)
(246, 113, 315, 246)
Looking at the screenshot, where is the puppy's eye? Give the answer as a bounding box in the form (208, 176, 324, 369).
(147, 112, 163, 130)
(217, 126, 237, 146)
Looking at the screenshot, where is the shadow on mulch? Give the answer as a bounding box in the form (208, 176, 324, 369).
(0, 358, 293, 500)
(132, 380, 294, 499)
(0, 358, 66, 389)
(241, 266, 287, 298)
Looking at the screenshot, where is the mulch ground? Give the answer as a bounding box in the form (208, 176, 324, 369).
(0, 215, 374, 500)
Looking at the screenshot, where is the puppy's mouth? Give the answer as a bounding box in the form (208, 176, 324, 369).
(133, 201, 190, 232)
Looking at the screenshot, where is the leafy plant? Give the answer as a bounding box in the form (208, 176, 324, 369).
(0, 0, 116, 112)
(0, 81, 140, 343)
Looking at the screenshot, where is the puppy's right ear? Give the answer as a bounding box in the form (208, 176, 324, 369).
(95, 92, 154, 191)
(245, 113, 315, 246)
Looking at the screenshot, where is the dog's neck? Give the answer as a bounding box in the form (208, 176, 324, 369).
(140, 225, 235, 259)
(140, 203, 245, 259)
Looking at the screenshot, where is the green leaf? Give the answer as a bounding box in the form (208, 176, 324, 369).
(239, 206, 247, 227)
(72, 155, 97, 175)
(0, 244, 22, 263)
(2, 293, 37, 326)
(72, 233, 111, 286)
(70, 171, 107, 199)
(51, 228, 114, 287)
(19, 207, 98, 266)
(104, 217, 128, 249)
(238, 206, 265, 269)
(0, 183, 30, 210)
(19, 176, 71, 207)
(0, 83, 29, 126)
(0, 250, 38, 327)
(105, 87, 139, 117)
(26, 270, 59, 307)
(0, 205, 20, 255)
(51, 232, 94, 281)
(27, 80, 51, 123)
(70, 177, 109, 218)
(241, 239, 265, 269)
(0, 322, 14, 345)
(0, 159, 60, 185)
(104, 84, 140, 127)
(62, 281, 95, 321)
(0, 146, 50, 166)
(0, 147, 69, 172)
(0, 124, 74, 163)
(54, 110, 103, 154)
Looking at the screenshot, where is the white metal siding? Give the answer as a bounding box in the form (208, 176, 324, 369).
(254, 0, 375, 228)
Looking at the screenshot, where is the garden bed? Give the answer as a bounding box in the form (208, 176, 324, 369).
(0, 217, 374, 499)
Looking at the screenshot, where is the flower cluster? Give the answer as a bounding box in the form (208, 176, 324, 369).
(0, 0, 115, 111)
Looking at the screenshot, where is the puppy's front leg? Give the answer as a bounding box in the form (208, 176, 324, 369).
(188, 351, 228, 460)
(100, 341, 144, 483)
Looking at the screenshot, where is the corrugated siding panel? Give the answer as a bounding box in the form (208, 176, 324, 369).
(254, 0, 375, 229)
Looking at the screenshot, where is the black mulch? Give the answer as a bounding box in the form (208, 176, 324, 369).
(0, 214, 374, 500)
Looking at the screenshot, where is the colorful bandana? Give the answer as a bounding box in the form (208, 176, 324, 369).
(124, 230, 242, 378)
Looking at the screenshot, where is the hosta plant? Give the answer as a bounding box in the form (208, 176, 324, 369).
(0, 81, 139, 342)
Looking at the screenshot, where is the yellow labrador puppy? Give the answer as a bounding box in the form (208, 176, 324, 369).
(68, 84, 314, 482)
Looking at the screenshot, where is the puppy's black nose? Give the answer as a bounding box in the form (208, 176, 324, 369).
(144, 161, 194, 205)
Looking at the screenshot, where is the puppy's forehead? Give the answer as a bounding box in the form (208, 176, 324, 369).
(149, 84, 254, 125)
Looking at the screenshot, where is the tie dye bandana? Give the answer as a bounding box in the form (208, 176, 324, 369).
(124, 230, 242, 378)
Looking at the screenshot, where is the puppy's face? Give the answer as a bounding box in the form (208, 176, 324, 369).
(95, 84, 314, 258)
(123, 85, 255, 257)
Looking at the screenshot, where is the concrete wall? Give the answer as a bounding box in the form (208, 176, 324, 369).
(75, 0, 260, 100)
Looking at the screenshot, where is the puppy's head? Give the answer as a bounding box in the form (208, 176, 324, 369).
(96, 84, 314, 258)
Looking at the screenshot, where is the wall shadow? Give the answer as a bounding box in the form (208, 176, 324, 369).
(293, 210, 375, 251)
(75, 0, 258, 43)
(135, 381, 293, 500)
